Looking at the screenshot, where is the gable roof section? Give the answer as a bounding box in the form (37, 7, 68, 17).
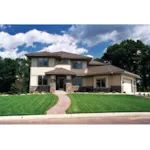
(45, 68, 76, 75)
(88, 60, 107, 66)
(52, 51, 91, 60)
(26, 51, 60, 58)
(87, 65, 124, 75)
(26, 51, 92, 61)
(87, 65, 139, 78)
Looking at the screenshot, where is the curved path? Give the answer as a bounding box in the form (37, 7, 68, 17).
(47, 92, 71, 114)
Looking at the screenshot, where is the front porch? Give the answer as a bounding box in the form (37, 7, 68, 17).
(48, 75, 73, 93)
(45, 68, 76, 93)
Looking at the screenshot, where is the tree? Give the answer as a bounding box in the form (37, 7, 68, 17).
(0, 57, 30, 93)
(97, 39, 150, 91)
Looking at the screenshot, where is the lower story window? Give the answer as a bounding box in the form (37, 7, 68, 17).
(72, 77, 82, 86)
(96, 79, 106, 87)
(38, 76, 48, 85)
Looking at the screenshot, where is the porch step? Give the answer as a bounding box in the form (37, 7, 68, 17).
(54, 90, 66, 95)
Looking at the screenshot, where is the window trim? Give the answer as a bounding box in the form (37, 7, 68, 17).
(37, 58, 49, 67)
(38, 75, 48, 86)
(72, 61, 83, 69)
(96, 78, 106, 88)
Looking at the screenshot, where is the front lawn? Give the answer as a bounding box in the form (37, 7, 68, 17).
(0, 94, 58, 116)
(66, 94, 150, 113)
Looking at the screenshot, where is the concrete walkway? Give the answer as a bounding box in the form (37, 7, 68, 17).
(1, 113, 150, 124)
(47, 91, 70, 114)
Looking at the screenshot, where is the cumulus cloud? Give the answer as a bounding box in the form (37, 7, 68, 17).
(68, 24, 150, 47)
(40, 42, 88, 54)
(85, 54, 94, 58)
(0, 29, 76, 50)
(0, 29, 88, 58)
(0, 48, 28, 59)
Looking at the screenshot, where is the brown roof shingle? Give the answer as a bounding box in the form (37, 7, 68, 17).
(88, 60, 107, 66)
(26, 51, 92, 60)
(87, 65, 124, 75)
(45, 68, 76, 75)
(25, 51, 60, 57)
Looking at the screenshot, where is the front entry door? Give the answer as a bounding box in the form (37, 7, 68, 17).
(56, 77, 66, 90)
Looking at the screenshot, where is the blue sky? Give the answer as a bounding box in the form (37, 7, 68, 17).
(0, 24, 150, 58)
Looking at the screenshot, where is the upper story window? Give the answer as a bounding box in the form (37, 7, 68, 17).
(57, 59, 69, 64)
(37, 58, 48, 67)
(96, 79, 106, 88)
(72, 61, 83, 69)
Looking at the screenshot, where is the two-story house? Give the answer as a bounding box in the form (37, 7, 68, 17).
(26, 51, 139, 93)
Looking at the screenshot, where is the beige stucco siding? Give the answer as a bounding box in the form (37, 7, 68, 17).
(49, 58, 55, 67)
(30, 75, 38, 86)
(31, 58, 37, 67)
(108, 75, 121, 87)
(83, 77, 94, 86)
(30, 75, 51, 86)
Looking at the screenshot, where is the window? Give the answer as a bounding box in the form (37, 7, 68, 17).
(57, 59, 69, 64)
(96, 79, 106, 87)
(72, 77, 82, 86)
(37, 58, 48, 67)
(38, 76, 48, 85)
(72, 61, 83, 69)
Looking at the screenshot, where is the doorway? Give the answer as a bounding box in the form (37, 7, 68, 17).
(56, 76, 66, 90)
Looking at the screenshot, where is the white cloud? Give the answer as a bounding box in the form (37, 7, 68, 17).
(0, 29, 76, 50)
(85, 54, 94, 58)
(68, 25, 150, 47)
(40, 42, 88, 54)
(0, 29, 88, 58)
(103, 47, 107, 53)
(0, 48, 28, 59)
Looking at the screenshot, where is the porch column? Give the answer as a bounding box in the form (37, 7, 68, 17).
(50, 75, 56, 93)
(66, 75, 73, 93)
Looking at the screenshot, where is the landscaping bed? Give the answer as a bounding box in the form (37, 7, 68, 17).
(66, 94, 150, 113)
(0, 94, 58, 116)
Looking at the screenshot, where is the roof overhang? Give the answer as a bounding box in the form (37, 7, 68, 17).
(45, 68, 76, 76)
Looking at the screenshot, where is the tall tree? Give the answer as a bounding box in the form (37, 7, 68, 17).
(98, 39, 150, 91)
(0, 57, 30, 93)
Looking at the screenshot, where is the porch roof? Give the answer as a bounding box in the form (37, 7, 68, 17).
(45, 68, 76, 75)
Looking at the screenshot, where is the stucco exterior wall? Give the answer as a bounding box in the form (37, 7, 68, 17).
(83, 77, 94, 86)
(108, 75, 121, 87)
(30, 75, 38, 86)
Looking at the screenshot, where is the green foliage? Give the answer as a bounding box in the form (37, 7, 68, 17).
(95, 39, 150, 91)
(0, 57, 30, 93)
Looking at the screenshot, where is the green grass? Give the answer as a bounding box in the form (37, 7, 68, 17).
(0, 94, 58, 116)
(66, 94, 150, 113)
